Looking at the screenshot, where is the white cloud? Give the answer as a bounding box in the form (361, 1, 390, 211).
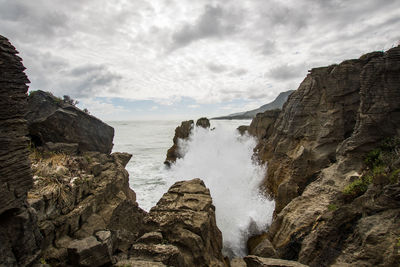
(0, 0, 399, 119)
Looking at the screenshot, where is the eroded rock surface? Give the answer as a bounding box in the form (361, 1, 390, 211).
(0, 35, 42, 266)
(249, 46, 400, 266)
(26, 90, 114, 154)
(28, 151, 146, 264)
(131, 178, 225, 267)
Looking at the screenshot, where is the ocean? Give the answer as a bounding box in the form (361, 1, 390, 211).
(108, 120, 275, 257)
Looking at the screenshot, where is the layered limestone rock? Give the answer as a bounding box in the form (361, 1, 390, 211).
(164, 118, 210, 166)
(0, 35, 42, 266)
(248, 109, 281, 140)
(26, 90, 114, 154)
(128, 178, 226, 267)
(28, 151, 145, 265)
(250, 46, 400, 266)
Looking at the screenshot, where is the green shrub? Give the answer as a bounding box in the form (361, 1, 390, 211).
(343, 175, 372, 196)
(327, 204, 338, 211)
(364, 148, 383, 168)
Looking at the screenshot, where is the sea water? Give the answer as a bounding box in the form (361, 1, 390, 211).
(108, 120, 275, 257)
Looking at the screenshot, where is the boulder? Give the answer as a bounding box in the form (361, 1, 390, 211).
(0, 34, 42, 266)
(244, 255, 309, 267)
(130, 178, 225, 267)
(67, 234, 113, 267)
(26, 90, 114, 154)
(196, 117, 211, 128)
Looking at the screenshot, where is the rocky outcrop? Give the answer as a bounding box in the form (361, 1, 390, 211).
(164, 118, 210, 166)
(196, 117, 211, 128)
(248, 109, 281, 140)
(0, 35, 42, 266)
(28, 148, 225, 266)
(249, 46, 400, 266)
(28, 151, 146, 265)
(130, 178, 225, 267)
(26, 90, 114, 154)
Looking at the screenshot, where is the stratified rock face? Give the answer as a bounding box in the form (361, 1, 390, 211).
(133, 179, 225, 267)
(26, 90, 114, 154)
(258, 58, 366, 212)
(164, 118, 210, 165)
(28, 151, 146, 264)
(248, 109, 281, 140)
(253, 46, 400, 266)
(0, 35, 42, 266)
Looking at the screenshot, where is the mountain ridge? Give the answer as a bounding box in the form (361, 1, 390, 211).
(212, 90, 294, 120)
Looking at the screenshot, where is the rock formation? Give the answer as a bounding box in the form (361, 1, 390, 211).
(247, 46, 400, 266)
(0, 35, 42, 266)
(26, 90, 114, 154)
(28, 151, 145, 265)
(131, 178, 225, 266)
(164, 117, 210, 166)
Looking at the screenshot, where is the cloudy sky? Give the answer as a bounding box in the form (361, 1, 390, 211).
(1, 0, 399, 120)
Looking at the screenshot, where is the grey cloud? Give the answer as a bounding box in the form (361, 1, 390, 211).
(267, 63, 306, 81)
(230, 68, 248, 76)
(260, 40, 277, 56)
(66, 64, 123, 98)
(207, 63, 229, 73)
(171, 4, 241, 50)
(206, 63, 248, 77)
(0, 0, 69, 42)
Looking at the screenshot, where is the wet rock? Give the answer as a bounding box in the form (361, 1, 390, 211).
(237, 125, 249, 135)
(164, 120, 194, 165)
(244, 255, 309, 267)
(196, 117, 210, 128)
(26, 90, 114, 154)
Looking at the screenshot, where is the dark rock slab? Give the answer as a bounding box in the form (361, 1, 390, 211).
(26, 90, 114, 154)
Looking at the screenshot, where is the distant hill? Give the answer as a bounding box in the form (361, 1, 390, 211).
(212, 90, 294, 120)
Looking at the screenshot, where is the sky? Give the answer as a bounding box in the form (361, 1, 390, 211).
(1, 0, 399, 120)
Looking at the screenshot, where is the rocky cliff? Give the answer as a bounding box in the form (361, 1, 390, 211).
(247, 46, 400, 266)
(0, 35, 42, 266)
(26, 90, 114, 154)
